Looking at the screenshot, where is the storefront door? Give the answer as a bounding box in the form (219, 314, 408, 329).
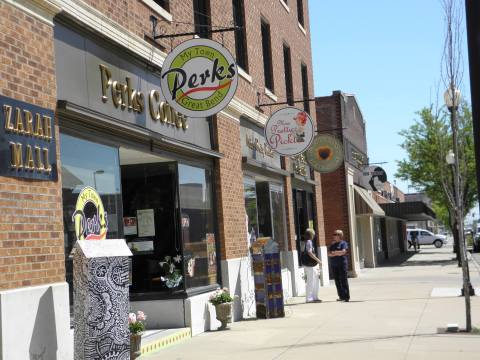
(292, 189, 316, 255)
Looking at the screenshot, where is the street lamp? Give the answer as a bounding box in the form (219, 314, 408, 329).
(93, 170, 105, 190)
(445, 149, 455, 165)
(444, 84, 473, 332)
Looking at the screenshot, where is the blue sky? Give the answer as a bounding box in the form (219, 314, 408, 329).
(310, 0, 470, 193)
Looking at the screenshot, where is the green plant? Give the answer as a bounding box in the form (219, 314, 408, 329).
(159, 255, 183, 288)
(209, 288, 233, 305)
(128, 311, 146, 335)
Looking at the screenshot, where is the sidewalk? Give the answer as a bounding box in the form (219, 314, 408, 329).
(145, 246, 480, 359)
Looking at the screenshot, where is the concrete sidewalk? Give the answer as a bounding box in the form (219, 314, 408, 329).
(145, 246, 480, 359)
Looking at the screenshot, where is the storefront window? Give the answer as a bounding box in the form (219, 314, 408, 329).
(121, 160, 179, 293)
(244, 178, 259, 244)
(178, 164, 216, 288)
(256, 182, 272, 237)
(293, 189, 316, 256)
(61, 134, 123, 302)
(270, 184, 287, 251)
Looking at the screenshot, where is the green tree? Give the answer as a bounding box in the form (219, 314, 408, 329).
(396, 103, 477, 252)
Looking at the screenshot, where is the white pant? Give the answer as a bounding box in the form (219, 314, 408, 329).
(305, 265, 320, 302)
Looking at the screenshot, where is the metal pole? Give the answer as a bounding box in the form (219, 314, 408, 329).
(450, 92, 472, 332)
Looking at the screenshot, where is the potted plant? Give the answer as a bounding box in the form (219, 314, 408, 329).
(129, 311, 146, 359)
(159, 255, 183, 290)
(209, 288, 234, 330)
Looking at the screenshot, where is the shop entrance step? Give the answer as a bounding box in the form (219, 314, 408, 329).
(140, 327, 192, 357)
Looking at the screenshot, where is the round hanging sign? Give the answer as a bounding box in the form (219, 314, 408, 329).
(72, 186, 108, 240)
(305, 134, 344, 173)
(362, 166, 387, 192)
(264, 107, 314, 156)
(160, 38, 238, 118)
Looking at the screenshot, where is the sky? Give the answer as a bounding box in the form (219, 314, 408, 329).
(310, 0, 471, 194)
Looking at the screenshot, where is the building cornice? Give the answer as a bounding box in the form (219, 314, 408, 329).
(55, 0, 168, 67)
(5, 1, 271, 128)
(4, 0, 61, 26)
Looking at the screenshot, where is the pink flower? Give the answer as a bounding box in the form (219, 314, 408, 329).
(128, 313, 136, 324)
(137, 311, 146, 321)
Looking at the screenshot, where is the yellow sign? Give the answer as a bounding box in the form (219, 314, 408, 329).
(72, 186, 108, 240)
(160, 38, 238, 117)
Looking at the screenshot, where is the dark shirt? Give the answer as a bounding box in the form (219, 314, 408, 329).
(329, 240, 348, 267)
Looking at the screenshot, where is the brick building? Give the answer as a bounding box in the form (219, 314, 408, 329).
(316, 91, 387, 274)
(316, 91, 413, 271)
(0, 0, 326, 357)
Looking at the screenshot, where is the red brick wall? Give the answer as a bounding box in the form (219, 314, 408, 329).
(313, 171, 326, 246)
(0, 0, 319, 284)
(319, 166, 350, 247)
(0, 3, 64, 290)
(76, 0, 318, 259)
(283, 158, 297, 251)
(212, 114, 247, 260)
(79, 0, 316, 123)
(315, 95, 351, 248)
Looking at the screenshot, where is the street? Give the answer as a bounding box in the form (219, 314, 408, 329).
(145, 245, 480, 360)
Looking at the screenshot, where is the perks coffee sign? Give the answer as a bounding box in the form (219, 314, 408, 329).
(265, 107, 314, 156)
(0, 95, 57, 181)
(160, 38, 238, 118)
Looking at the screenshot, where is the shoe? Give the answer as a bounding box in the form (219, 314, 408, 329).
(344, 299, 350, 302)
(313, 299, 322, 303)
(336, 298, 343, 301)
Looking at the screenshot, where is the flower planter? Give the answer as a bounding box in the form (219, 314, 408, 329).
(130, 333, 142, 359)
(215, 302, 232, 330)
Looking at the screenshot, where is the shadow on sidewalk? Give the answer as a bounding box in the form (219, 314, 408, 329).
(377, 251, 458, 268)
(258, 332, 474, 353)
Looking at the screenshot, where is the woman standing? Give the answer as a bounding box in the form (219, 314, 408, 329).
(302, 229, 322, 303)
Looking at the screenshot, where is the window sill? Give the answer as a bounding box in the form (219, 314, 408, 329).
(265, 88, 278, 102)
(298, 22, 306, 35)
(279, 0, 290, 13)
(238, 66, 252, 83)
(141, 0, 173, 22)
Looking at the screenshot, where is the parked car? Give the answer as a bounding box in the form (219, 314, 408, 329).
(407, 229, 448, 248)
(473, 233, 480, 253)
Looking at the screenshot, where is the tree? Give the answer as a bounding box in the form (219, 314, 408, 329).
(396, 103, 477, 241)
(398, 0, 476, 334)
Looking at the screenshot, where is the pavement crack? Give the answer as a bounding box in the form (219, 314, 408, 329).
(403, 295, 430, 360)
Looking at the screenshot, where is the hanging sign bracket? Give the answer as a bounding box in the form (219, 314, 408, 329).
(154, 26, 241, 39)
(257, 96, 318, 108)
(149, 15, 242, 40)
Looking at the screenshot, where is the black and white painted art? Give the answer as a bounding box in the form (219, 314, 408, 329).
(73, 240, 132, 360)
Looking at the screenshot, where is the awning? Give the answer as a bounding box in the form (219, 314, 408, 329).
(353, 185, 385, 217)
(380, 201, 436, 221)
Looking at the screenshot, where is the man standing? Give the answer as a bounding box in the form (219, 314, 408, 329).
(328, 230, 350, 302)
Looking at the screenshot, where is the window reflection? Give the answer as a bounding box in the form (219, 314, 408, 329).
(179, 164, 216, 288)
(270, 184, 286, 251)
(244, 178, 259, 244)
(60, 134, 123, 303)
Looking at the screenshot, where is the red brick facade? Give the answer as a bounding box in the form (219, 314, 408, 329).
(315, 94, 351, 248)
(0, 0, 322, 293)
(0, 2, 64, 291)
